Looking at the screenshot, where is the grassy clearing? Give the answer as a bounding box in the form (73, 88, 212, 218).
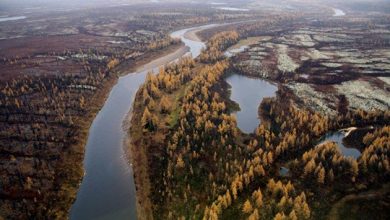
(168, 85, 187, 128)
(226, 37, 264, 51)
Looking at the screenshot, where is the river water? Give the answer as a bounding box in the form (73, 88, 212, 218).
(225, 74, 277, 133)
(216, 7, 250, 12)
(0, 16, 26, 22)
(70, 24, 212, 220)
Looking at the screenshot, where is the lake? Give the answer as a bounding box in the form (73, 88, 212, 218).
(225, 74, 277, 133)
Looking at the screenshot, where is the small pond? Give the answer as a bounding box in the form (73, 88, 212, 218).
(279, 166, 290, 177)
(318, 130, 361, 159)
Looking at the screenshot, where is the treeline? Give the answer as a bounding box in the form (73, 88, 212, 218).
(131, 29, 250, 219)
(198, 13, 302, 42)
(136, 9, 254, 33)
(292, 142, 359, 186)
(139, 57, 195, 132)
(134, 59, 239, 218)
(244, 179, 310, 220)
(148, 37, 180, 51)
(162, 60, 237, 211)
(129, 56, 200, 218)
(359, 126, 389, 182)
(200, 31, 239, 63)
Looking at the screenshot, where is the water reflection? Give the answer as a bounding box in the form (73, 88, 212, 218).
(319, 130, 361, 159)
(225, 74, 277, 133)
(70, 24, 212, 220)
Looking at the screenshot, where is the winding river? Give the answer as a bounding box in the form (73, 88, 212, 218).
(70, 24, 214, 220)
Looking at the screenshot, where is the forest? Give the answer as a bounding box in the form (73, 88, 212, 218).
(0, 4, 264, 219)
(0, 0, 389, 219)
(129, 18, 390, 220)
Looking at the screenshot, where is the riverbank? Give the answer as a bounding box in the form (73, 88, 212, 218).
(126, 67, 246, 220)
(115, 43, 186, 75)
(125, 87, 154, 220)
(69, 42, 188, 218)
(183, 27, 203, 42)
(125, 24, 218, 220)
(126, 26, 250, 218)
(127, 61, 231, 219)
(122, 45, 190, 220)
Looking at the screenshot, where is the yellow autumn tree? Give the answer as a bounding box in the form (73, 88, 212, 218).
(176, 154, 185, 169)
(141, 107, 157, 132)
(160, 96, 172, 114)
(242, 199, 253, 214)
(317, 167, 325, 184)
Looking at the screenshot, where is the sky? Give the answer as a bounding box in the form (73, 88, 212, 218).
(0, 0, 388, 13)
(0, 0, 252, 12)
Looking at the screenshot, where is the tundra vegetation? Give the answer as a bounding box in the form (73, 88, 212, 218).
(0, 3, 264, 219)
(0, 0, 389, 219)
(129, 2, 389, 220)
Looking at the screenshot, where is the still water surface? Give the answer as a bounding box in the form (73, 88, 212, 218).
(225, 74, 277, 133)
(319, 131, 361, 159)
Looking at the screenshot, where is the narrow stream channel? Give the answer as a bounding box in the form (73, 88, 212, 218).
(70, 24, 214, 220)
